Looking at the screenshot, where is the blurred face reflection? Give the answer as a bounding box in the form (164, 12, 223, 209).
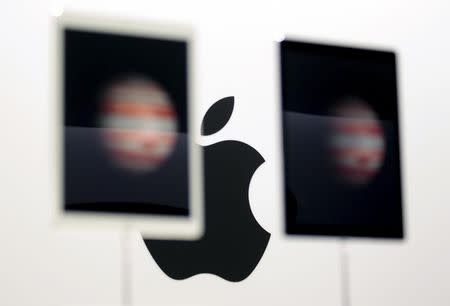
(98, 76, 178, 172)
(328, 97, 385, 186)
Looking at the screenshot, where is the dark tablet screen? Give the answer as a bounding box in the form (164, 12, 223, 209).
(63, 28, 189, 216)
(281, 40, 403, 238)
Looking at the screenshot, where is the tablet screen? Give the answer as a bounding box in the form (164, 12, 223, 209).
(281, 40, 404, 238)
(64, 28, 190, 216)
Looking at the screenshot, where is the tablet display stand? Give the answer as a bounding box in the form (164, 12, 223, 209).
(340, 238, 351, 306)
(121, 227, 132, 306)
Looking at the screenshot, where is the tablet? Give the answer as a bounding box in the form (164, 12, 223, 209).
(52, 13, 204, 239)
(280, 39, 404, 238)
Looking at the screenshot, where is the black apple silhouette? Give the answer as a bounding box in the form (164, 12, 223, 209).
(143, 96, 270, 282)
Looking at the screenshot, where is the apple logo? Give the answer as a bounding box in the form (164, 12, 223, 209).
(143, 96, 271, 282)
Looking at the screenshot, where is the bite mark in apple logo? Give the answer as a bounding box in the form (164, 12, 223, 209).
(143, 96, 271, 282)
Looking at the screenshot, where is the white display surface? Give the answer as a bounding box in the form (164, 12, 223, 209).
(1, 0, 450, 306)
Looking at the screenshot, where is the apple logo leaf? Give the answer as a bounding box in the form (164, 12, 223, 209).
(201, 96, 234, 136)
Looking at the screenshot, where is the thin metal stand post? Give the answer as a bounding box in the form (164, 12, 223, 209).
(121, 228, 132, 306)
(340, 238, 351, 306)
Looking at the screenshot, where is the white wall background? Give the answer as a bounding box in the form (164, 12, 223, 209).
(1, 0, 450, 305)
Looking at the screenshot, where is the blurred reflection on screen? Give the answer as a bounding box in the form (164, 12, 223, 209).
(99, 76, 178, 172)
(328, 97, 385, 186)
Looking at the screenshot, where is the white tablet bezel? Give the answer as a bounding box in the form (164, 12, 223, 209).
(51, 12, 204, 240)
